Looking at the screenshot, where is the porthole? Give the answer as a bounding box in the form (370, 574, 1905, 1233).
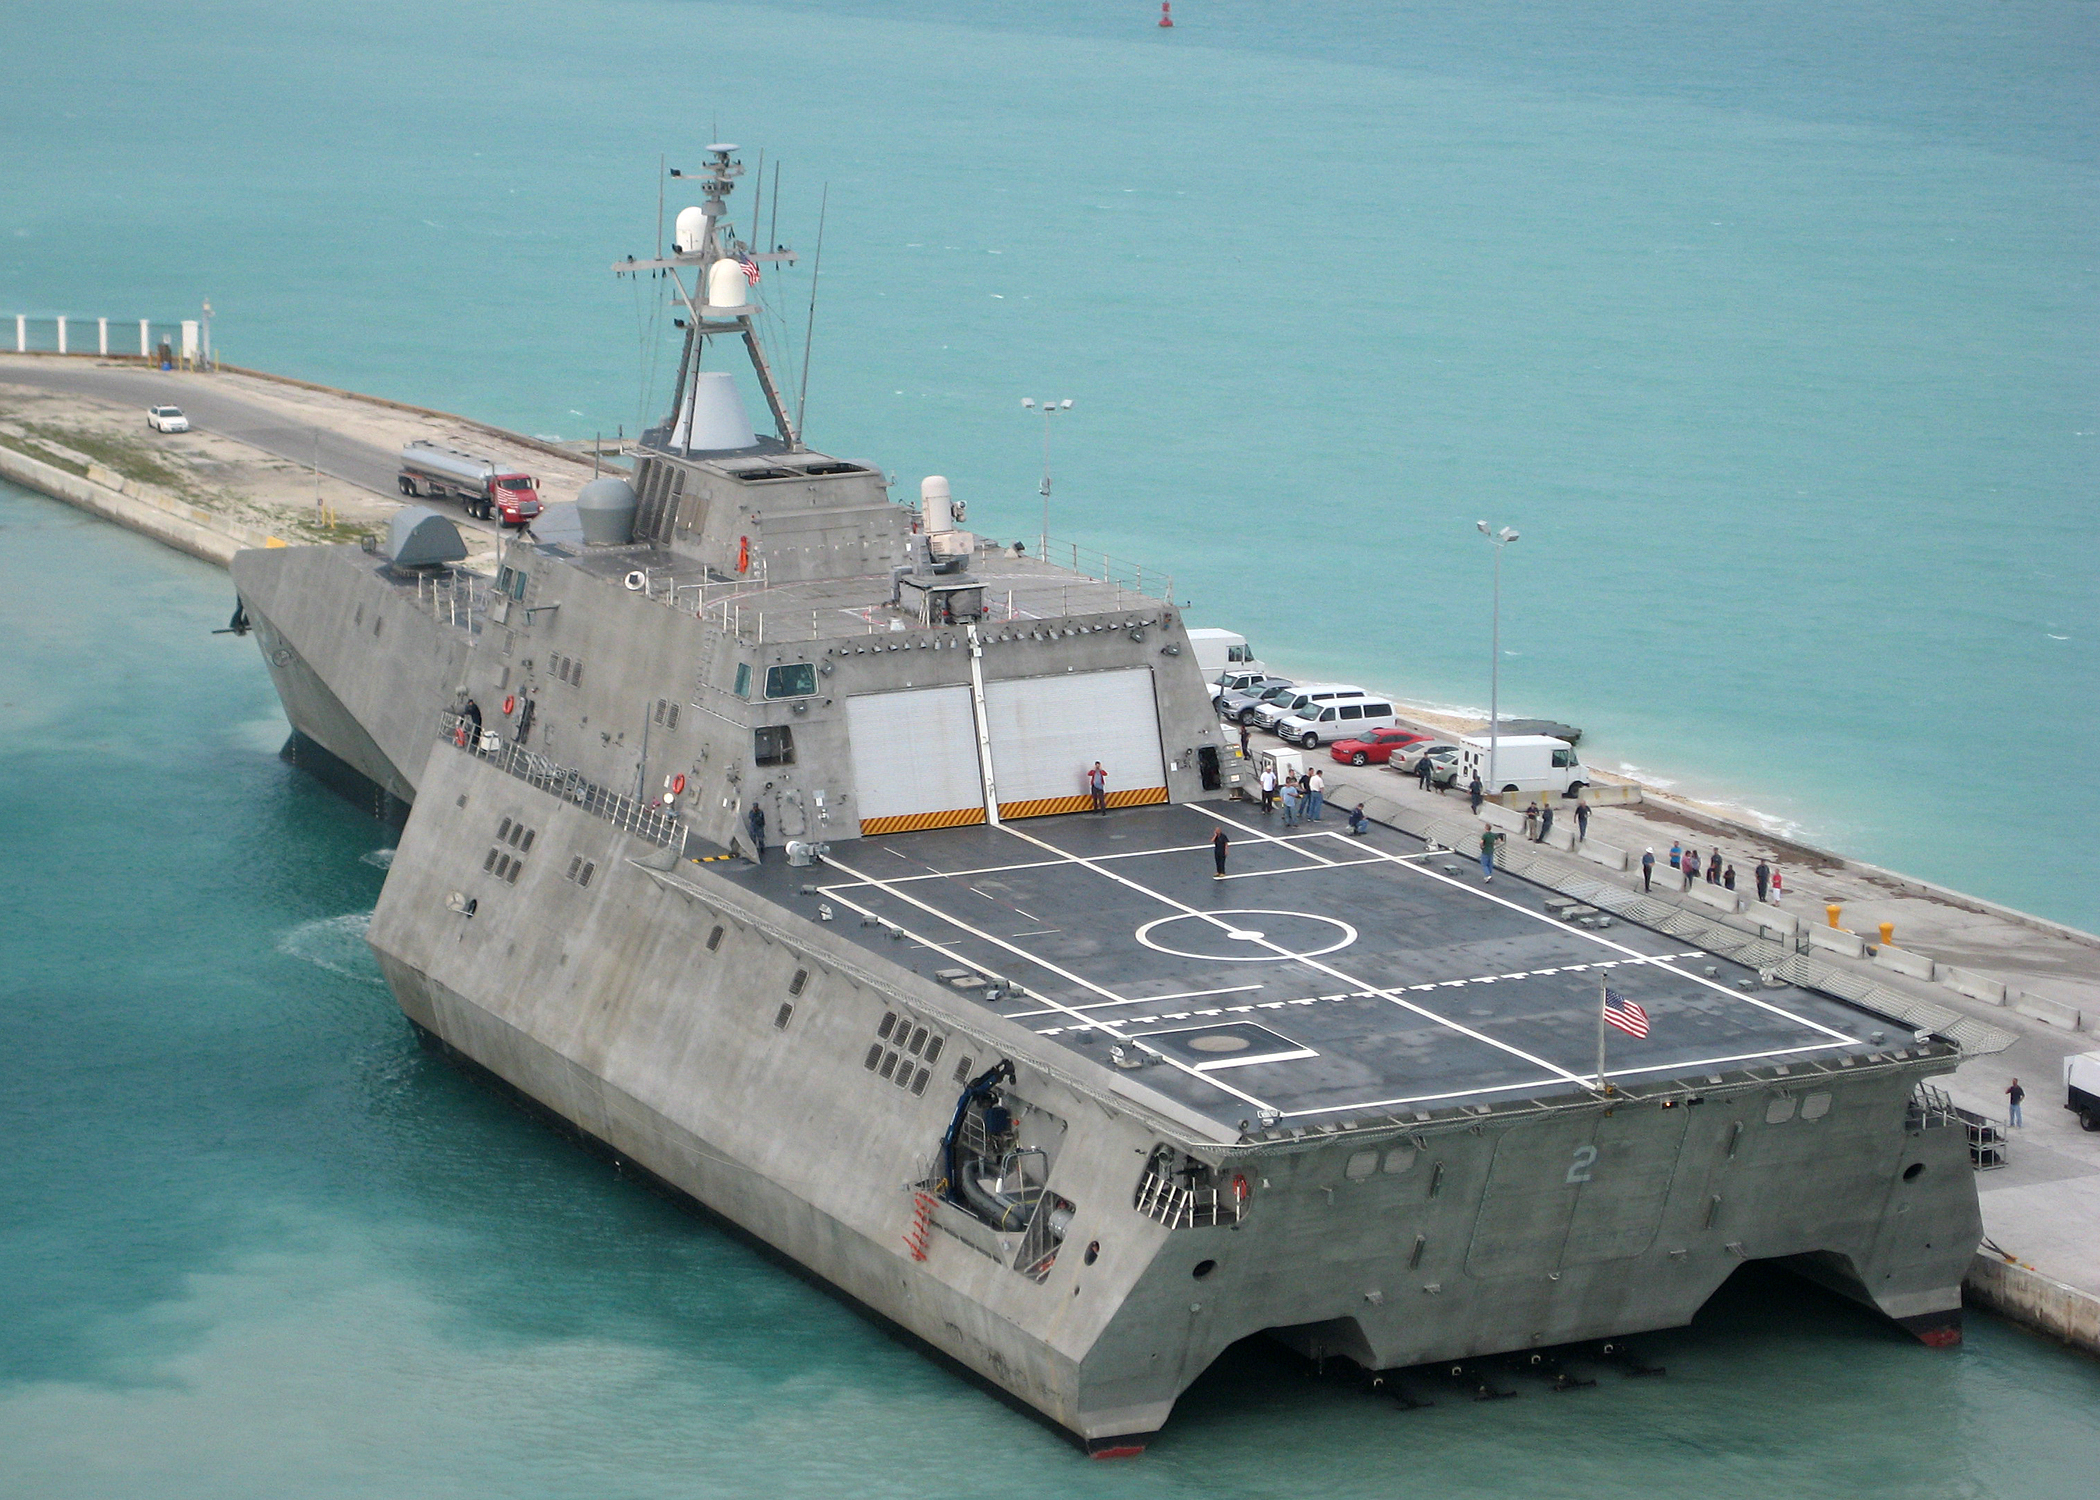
(953, 1057, 973, 1083)
(665, 703, 678, 729)
(910, 1068, 930, 1096)
(1345, 1150, 1378, 1181)
(504, 861, 521, 885)
(923, 1036, 944, 1066)
(1083, 1241, 1101, 1267)
(1765, 1096, 1797, 1125)
(1903, 1162, 1925, 1182)
(1383, 1147, 1418, 1175)
(863, 1044, 882, 1072)
(567, 856, 581, 881)
(571, 662, 584, 688)
(520, 828, 534, 852)
(498, 818, 513, 841)
(1191, 1259, 1217, 1280)
(483, 848, 498, 872)
(1801, 1092, 1832, 1121)
(879, 1053, 898, 1081)
(877, 1012, 897, 1040)
(774, 1003, 794, 1031)
(578, 862, 594, 887)
(892, 1057, 913, 1088)
(908, 1025, 929, 1057)
(706, 925, 724, 952)
(507, 823, 523, 848)
(789, 968, 809, 997)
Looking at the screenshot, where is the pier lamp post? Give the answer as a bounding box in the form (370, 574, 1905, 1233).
(1020, 398, 1073, 557)
(1476, 521, 1519, 793)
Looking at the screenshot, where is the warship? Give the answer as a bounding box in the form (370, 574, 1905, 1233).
(229, 147, 1991, 1453)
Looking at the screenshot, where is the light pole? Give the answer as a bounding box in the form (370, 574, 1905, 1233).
(1476, 520, 1520, 794)
(1020, 397, 1072, 557)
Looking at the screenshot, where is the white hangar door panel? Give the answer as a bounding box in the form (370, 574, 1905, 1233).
(986, 668, 1167, 819)
(846, 687, 986, 835)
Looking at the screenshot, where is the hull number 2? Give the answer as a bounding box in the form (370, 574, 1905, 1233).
(1566, 1145, 1598, 1184)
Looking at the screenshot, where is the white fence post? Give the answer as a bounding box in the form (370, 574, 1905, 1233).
(13, 315, 22, 353)
(139, 319, 150, 357)
(98, 317, 108, 356)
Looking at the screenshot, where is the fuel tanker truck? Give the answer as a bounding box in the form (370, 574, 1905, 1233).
(396, 440, 542, 525)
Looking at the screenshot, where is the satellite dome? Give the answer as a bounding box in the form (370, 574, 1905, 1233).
(674, 206, 708, 255)
(575, 477, 640, 547)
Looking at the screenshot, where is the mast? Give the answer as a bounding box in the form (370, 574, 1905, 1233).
(614, 144, 798, 454)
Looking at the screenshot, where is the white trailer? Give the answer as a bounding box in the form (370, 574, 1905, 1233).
(1458, 733, 1588, 797)
(1187, 628, 1264, 678)
(2066, 1051, 2100, 1132)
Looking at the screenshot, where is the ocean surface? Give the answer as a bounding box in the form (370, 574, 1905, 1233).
(3, 1, 2098, 1493)
(3, 475, 2098, 1494)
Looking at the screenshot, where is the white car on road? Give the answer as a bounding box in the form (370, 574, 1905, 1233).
(146, 405, 190, 433)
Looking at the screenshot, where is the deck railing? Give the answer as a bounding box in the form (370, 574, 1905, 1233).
(438, 712, 684, 848)
(1132, 1169, 1243, 1230)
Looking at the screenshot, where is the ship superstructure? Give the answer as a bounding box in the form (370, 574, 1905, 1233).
(229, 147, 1987, 1453)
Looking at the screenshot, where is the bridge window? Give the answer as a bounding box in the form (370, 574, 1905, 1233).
(755, 725, 795, 767)
(765, 663, 818, 699)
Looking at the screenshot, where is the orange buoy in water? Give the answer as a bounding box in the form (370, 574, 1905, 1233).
(1158, 1, 1173, 26)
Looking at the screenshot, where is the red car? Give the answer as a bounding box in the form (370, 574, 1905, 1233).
(1329, 727, 1430, 766)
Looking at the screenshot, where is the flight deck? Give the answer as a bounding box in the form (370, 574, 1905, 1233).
(734, 801, 1898, 1136)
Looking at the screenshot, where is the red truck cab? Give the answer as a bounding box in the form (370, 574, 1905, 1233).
(490, 474, 541, 526)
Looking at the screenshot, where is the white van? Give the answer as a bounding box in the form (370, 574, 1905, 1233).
(1457, 734, 1588, 796)
(1251, 682, 1363, 733)
(1187, 628, 1264, 678)
(1273, 696, 1399, 749)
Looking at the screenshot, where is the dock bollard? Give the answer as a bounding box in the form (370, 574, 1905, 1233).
(1827, 904, 1843, 929)
(1879, 922, 1894, 948)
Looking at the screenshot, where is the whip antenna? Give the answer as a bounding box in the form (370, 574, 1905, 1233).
(796, 184, 828, 439)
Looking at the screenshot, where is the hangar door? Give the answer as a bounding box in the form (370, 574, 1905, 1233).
(846, 687, 986, 836)
(985, 668, 1167, 819)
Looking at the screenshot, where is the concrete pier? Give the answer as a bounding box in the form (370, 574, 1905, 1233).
(4, 348, 2092, 1356)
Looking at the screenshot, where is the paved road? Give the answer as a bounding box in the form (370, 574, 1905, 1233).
(0, 359, 405, 498)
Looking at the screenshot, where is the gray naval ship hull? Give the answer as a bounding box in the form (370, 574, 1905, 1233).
(232, 530, 1984, 1453)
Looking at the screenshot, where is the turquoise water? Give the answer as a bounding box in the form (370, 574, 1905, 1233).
(5, 1, 2100, 1491)
(2, 0, 2095, 925)
(4, 472, 2098, 1492)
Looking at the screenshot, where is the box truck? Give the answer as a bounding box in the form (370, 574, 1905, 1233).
(1458, 733, 1589, 797)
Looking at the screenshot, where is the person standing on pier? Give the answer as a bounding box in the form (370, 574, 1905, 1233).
(1281, 778, 1302, 827)
(1469, 775, 1483, 814)
(1755, 858, 1771, 903)
(1669, 841, 1682, 870)
(1641, 848, 1655, 891)
(1683, 848, 1698, 892)
(1238, 724, 1251, 760)
(747, 804, 766, 860)
(2007, 1079, 2025, 1127)
(1417, 754, 1434, 791)
(1724, 864, 1736, 892)
(1707, 851, 1722, 885)
(1574, 797, 1589, 842)
(1088, 761, 1108, 815)
(1259, 763, 1277, 812)
(1539, 803, 1555, 844)
(1770, 866, 1784, 903)
(1480, 825, 1501, 881)
(1211, 826, 1230, 879)
(1307, 768, 1326, 821)
(1523, 802, 1540, 841)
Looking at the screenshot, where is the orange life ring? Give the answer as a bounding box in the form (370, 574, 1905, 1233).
(671, 773, 686, 796)
(454, 725, 467, 747)
(736, 535, 750, 573)
(502, 695, 516, 716)
(1232, 1174, 1250, 1203)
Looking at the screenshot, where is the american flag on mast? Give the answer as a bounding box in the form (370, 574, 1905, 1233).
(1602, 989, 1650, 1039)
(737, 252, 761, 286)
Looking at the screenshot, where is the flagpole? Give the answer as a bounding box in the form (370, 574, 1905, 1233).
(1595, 973, 1608, 1090)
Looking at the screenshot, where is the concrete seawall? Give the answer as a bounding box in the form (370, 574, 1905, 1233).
(1965, 1253, 2100, 1355)
(0, 441, 269, 567)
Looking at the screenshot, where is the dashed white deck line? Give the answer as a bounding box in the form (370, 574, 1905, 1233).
(1197, 807, 1860, 1047)
(1217, 856, 1387, 880)
(994, 822, 1594, 1090)
(816, 851, 1276, 1112)
(1008, 983, 1265, 1020)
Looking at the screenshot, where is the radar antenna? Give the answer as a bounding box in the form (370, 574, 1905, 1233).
(614, 144, 800, 453)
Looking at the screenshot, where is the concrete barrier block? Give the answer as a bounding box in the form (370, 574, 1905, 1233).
(1939, 966, 2006, 1007)
(2012, 991, 2084, 1031)
(1578, 839, 1627, 871)
(1873, 945, 1936, 982)
(1687, 882, 1742, 915)
(1807, 924, 1865, 959)
(1965, 1254, 2100, 1356)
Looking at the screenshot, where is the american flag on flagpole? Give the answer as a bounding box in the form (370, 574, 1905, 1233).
(737, 253, 761, 286)
(1602, 988, 1649, 1039)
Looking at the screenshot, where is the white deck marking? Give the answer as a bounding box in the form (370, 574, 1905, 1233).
(1196, 808, 1859, 1047)
(817, 851, 1276, 1112)
(993, 822, 1594, 1089)
(1217, 855, 1386, 880)
(1008, 982, 1265, 1020)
